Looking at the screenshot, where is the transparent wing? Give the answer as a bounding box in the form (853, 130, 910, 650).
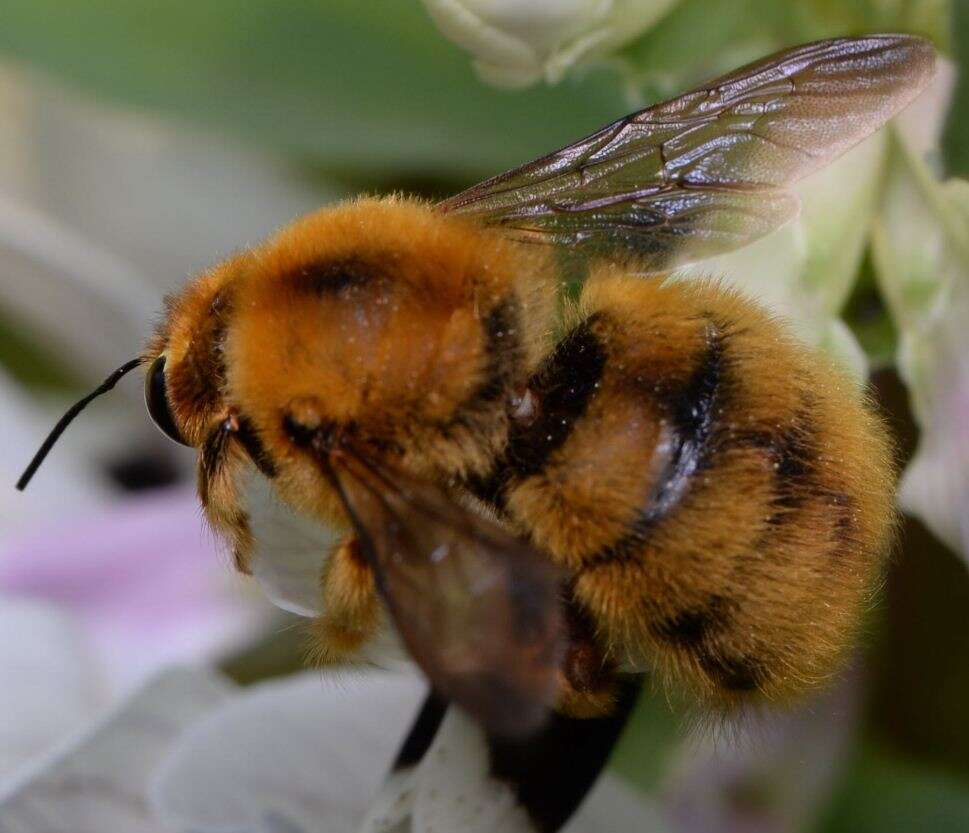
(438, 35, 935, 271)
(326, 447, 564, 738)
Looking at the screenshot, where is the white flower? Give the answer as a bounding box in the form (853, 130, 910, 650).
(0, 583, 657, 833)
(0, 661, 232, 833)
(872, 149, 969, 559)
(420, 0, 677, 87)
(864, 57, 969, 560)
(0, 599, 109, 785)
(0, 652, 661, 833)
(152, 672, 664, 833)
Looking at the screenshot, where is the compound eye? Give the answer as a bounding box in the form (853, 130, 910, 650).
(144, 355, 189, 446)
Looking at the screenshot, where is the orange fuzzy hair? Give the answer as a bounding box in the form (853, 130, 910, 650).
(148, 196, 556, 570)
(499, 267, 897, 709)
(226, 197, 555, 522)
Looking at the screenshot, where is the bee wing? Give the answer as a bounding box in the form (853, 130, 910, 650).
(438, 35, 935, 272)
(326, 448, 565, 737)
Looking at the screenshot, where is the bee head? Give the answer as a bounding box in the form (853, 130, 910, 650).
(142, 253, 246, 450)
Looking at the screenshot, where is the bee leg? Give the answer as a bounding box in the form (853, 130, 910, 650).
(309, 535, 381, 663)
(556, 597, 620, 718)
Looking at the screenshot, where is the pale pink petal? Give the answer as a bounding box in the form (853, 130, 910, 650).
(0, 488, 273, 690)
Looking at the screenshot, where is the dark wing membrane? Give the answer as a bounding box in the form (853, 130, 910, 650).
(439, 35, 936, 271)
(327, 448, 564, 738)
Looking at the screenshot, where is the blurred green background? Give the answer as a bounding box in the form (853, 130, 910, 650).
(0, 2, 966, 831)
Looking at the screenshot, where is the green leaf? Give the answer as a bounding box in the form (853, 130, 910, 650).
(0, 0, 628, 182)
(943, 0, 969, 175)
(0, 310, 78, 393)
(610, 687, 684, 792)
(817, 749, 969, 833)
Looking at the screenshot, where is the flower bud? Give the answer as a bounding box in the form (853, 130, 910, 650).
(421, 0, 677, 87)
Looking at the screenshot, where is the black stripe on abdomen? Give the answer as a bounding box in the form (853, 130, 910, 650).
(467, 314, 607, 507)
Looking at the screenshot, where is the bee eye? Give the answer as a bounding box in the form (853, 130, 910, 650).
(144, 355, 188, 446)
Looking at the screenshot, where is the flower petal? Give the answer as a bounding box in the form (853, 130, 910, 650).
(421, 0, 676, 87)
(0, 190, 156, 377)
(0, 61, 333, 337)
(543, 0, 680, 84)
(872, 134, 969, 558)
(0, 666, 233, 833)
(411, 708, 533, 832)
(242, 471, 338, 617)
(564, 774, 668, 833)
(894, 56, 957, 160)
(407, 706, 663, 833)
(1, 488, 273, 690)
(421, 0, 545, 87)
(357, 769, 418, 833)
(151, 671, 427, 833)
(0, 598, 107, 788)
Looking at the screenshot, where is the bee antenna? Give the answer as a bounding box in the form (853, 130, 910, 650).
(16, 357, 144, 491)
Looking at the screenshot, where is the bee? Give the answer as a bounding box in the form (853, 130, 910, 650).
(18, 33, 932, 830)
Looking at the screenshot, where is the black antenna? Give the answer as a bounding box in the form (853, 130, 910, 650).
(16, 357, 144, 491)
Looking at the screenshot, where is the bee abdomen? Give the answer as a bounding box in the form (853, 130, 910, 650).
(509, 270, 895, 707)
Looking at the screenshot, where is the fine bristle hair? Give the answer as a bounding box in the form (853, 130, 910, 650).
(15, 357, 144, 491)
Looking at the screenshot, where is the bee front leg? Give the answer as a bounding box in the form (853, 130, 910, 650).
(309, 535, 381, 664)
